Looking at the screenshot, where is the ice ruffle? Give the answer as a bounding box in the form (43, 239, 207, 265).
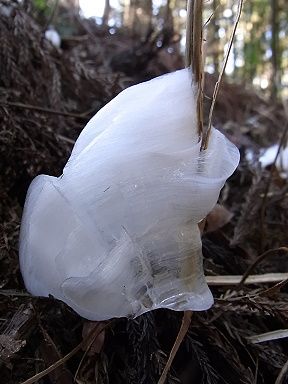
(19, 69, 240, 320)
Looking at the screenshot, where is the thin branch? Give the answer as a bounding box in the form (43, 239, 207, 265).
(185, 0, 204, 138)
(254, 358, 259, 384)
(206, 273, 288, 286)
(20, 321, 113, 384)
(158, 311, 193, 384)
(258, 278, 288, 297)
(1, 101, 90, 120)
(203, 9, 218, 29)
(74, 323, 105, 381)
(247, 329, 288, 344)
(237, 247, 288, 287)
(201, 0, 244, 150)
(275, 359, 288, 384)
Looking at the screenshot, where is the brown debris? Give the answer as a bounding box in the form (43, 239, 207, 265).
(205, 204, 233, 233)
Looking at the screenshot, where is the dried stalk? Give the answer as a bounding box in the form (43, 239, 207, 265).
(238, 247, 288, 287)
(201, 0, 244, 150)
(247, 329, 288, 344)
(206, 273, 288, 286)
(157, 311, 193, 384)
(74, 322, 105, 381)
(20, 321, 113, 384)
(158, 6, 204, 378)
(185, 0, 204, 138)
(1, 101, 90, 120)
(275, 359, 288, 384)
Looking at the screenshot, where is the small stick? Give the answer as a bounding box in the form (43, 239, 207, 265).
(74, 322, 105, 381)
(247, 329, 288, 344)
(275, 359, 288, 384)
(257, 278, 288, 296)
(158, 311, 193, 384)
(185, 0, 204, 138)
(238, 247, 288, 287)
(206, 273, 288, 286)
(1, 101, 90, 120)
(201, 0, 244, 150)
(254, 358, 259, 384)
(20, 321, 112, 384)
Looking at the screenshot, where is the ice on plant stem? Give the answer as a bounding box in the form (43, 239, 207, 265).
(19, 69, 240, 321)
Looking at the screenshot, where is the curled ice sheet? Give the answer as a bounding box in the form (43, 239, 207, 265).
(19, 69, 240, 321)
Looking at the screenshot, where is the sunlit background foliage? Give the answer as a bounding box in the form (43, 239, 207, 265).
(40, 0, 287, 99)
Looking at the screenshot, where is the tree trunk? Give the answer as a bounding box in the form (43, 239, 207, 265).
(102, 0, 111, 25)
(271, 0, 280, 101)
(165, 0, 174, 35)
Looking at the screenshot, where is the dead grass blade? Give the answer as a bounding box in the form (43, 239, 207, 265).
(185, 0, 204, 138)
(201, 0, 244, 150)
(247, 329, 288, 344)
(275, 359, 288, 384)
(74, 322, 106, 382)
(158, 311, 193, 384)
(20, 321, 113, 384)
(1, 101, 90, 120)
(206, 273, 288, 286)
(238, 247, 288, 287)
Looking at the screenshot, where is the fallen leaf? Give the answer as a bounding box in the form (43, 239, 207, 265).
(82, 321, 106, 356)
(205, 204, 233, 233)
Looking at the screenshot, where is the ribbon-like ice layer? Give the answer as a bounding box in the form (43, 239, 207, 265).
(19, 69, 240, 320)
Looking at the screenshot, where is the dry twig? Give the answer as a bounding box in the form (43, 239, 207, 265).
(247, 329, 288, 344)
(1, 101, 90, 120)
(238, 247, 288, 287)
(158, 4, 204, 381)
(201, 0, 244, 149)
(206, 273, 288, 286)
(158, 311, 193, 384)
(185, 0, 204, 137)
(20, 321, 112, 384)
(275, 359, 288, 384)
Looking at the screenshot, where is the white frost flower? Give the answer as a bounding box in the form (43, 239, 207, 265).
(45, 26, 61, 48)
(19, 69, 239, 320)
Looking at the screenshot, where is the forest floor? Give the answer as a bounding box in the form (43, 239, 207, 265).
(0, 2, 288, 384)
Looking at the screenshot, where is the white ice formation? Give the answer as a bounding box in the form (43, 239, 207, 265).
(259, 144, 288, 174)
(44, 26, 61, 48)
(19, 69, 240, 320)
